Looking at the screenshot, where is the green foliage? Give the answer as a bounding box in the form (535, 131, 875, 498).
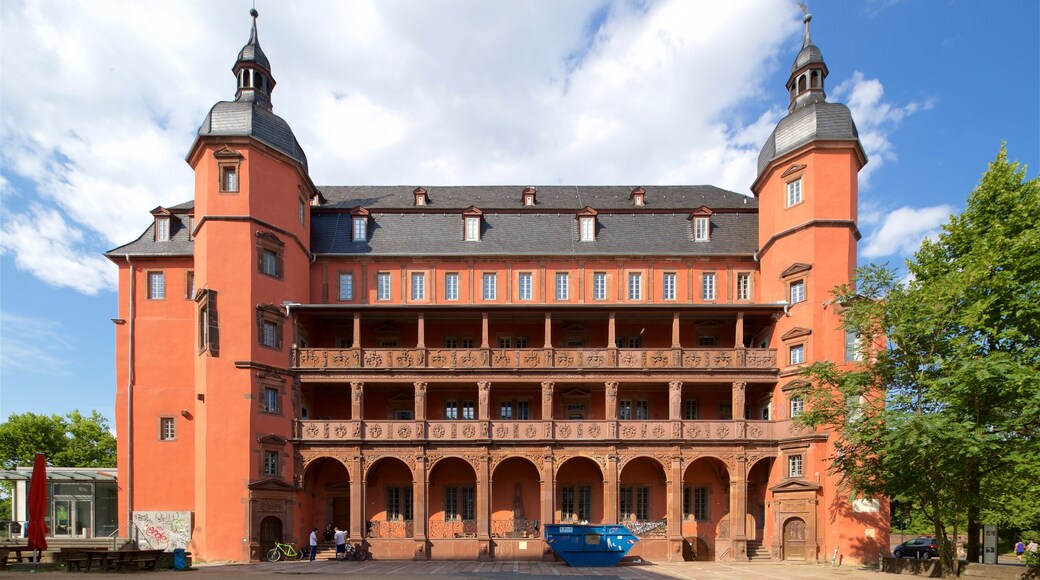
(0, 410, 116, 469)
(796, 146, 1040, 577)
(1025, 548, 1040, 569)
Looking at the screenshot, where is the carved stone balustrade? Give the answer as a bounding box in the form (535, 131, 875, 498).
(293, 419, 809, 444)
(293, 347, 776, 371)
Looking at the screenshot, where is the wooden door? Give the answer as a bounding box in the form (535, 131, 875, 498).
(259, 516, 282, 560)
(783, 518, 806, 560)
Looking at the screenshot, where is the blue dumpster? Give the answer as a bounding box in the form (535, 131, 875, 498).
(173, 548, 187, 570)
(543, 524, 638, 567)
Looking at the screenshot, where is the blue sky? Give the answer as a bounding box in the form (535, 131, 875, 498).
(1, 0, 1037, 427)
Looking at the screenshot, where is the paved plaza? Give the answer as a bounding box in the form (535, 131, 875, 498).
(99, 559, 886, 579)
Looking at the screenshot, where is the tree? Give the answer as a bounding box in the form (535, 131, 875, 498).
(0, 410, 117, 468)
(795, 146, 1040, 577)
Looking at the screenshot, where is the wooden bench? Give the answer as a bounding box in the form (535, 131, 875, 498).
(114, 549, 165, 572)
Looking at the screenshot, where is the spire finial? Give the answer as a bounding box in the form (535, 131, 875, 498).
(797, 2, 812, 46)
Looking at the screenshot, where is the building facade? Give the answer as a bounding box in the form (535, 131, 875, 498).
(107, 9, 886, 564)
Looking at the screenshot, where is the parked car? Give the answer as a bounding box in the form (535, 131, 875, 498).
(893, 536, 938, 559)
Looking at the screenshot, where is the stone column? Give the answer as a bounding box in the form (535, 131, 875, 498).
(541, 381, 554, 421)
(732, 381, 746, 421)
(478, 381, 490, 421)
(605, 382, 618, 421)
(543, 312, 553, 348)
(604, 453, 619, 524)
(668, 381, 682, 421)
(481, 311, 489, 349)
(540, 452, 554, 561)
(607, 311, 616, 348)
(413, 455, 428, 560)
(730, 452, 749, 561)
(476, 455, 491, 559)
(351, 381, 364, 421)
(417, 312, 426, 349)
(735, 311, 745, 348)
(671, 311, 681, 348)
(414, 382, 427, 422)
(350, 454, 364, 542)
(667, 455, 683, 560)
(352, 311, 361, 348)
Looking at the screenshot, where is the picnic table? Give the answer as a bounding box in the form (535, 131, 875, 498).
(65, 548, 166, 572)
(0, 545, 37, 568)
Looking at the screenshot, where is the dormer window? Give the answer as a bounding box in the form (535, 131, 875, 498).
(576, 207, 598, 242)
(689, 206, 713, 242)
(413, 187, 428, 206)
(349, 206, 370, 242)
(463, 206, 483, 241)
(156, 217, 170, 242)
(522, 187, 537, 207)
(630, 187, 646, 207)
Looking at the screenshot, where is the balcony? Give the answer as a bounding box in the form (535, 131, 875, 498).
(294, 419, 808, 444)
(293, 347, 776, 371)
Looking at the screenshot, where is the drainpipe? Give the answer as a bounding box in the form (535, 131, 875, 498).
(125, 255, 136, 543)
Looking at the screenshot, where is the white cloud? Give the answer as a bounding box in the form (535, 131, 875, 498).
(831, 71, 935, 188)
(861, 204, 954, 259)
(2, 1, 812, 294)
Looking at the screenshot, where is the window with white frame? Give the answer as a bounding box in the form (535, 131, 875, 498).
(411, 272, 425, 301)
(498, 337, 511, 348)
(461, 400, 475, 420)
(298, 198, 305, 224)
(339, 272, 354, 301)
(737, 273, 750, 301)
(148, 272, 165, 300)
(262, 321, 279, 348)
(159, 417, 175, 441)
(702, 272, 716, 301)
(790, 395, 804, 417)
(518, 272, 532, 301)
(845, 330, 864, 362)
(220, 165, 238, 193)
(156, 218, 170, 242)
(580, 217, 595, 241)
(593, 272, 607, 300)
(788, 454, 804, 477)
(377, 272, 391, 301)
(262, 387, 279, 413)
(694, 216, 709, 241)
(482, 273, 497, 300)
(790, 344, 805, 365)
(790, 279, 806, 304)
(556, 273, 569, 300)
(445, 401, 458, 420)
(628, 272, 641, 300)
(465, 216, 480, 241)
(263, 450, 279, 476)
(444, 337, 458, 348)
(663, 272, 676, 300)
(353, 216, 367, 241)
(445, 272, 459, 300)
(786, 179, 803, 207)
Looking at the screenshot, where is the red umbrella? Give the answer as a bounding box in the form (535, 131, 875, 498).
(27, 453, 49, 560)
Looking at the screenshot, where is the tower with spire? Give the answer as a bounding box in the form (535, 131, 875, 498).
(751, 6, 876, 565)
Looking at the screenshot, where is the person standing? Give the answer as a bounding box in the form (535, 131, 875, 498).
(309, 527, 318, 561)
(1017, 539, 1026, 560)
(1028, 539, 1039, 553)
(334, 526, 346, 560)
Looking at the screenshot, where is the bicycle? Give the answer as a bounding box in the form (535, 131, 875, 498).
(343, 542, 369, 561)
(266, 540, 307, 561)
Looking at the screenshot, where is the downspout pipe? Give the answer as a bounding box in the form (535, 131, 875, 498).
(124, 255, 135, 543)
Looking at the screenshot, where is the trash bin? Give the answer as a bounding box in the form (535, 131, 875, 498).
(173, 548, 187, 570)
(543, 524, 638, 567)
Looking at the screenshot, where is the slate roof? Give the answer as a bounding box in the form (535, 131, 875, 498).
(311, 210, 758, 257)
(193, 100, 308, 172)
(757, 101, 859, 177)
(106, 212, 194, 258)
(317, 185, 754, 211)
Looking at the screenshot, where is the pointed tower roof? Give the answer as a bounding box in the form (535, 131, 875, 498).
(190, 9, 308, 172)
(754, 9, 863, 181)
(236, 9, 271, 72)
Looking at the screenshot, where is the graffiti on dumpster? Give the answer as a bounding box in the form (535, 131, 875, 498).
(132, 511, 192, 551)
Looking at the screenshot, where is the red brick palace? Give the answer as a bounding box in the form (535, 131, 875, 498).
(107, 8, 887, 564)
